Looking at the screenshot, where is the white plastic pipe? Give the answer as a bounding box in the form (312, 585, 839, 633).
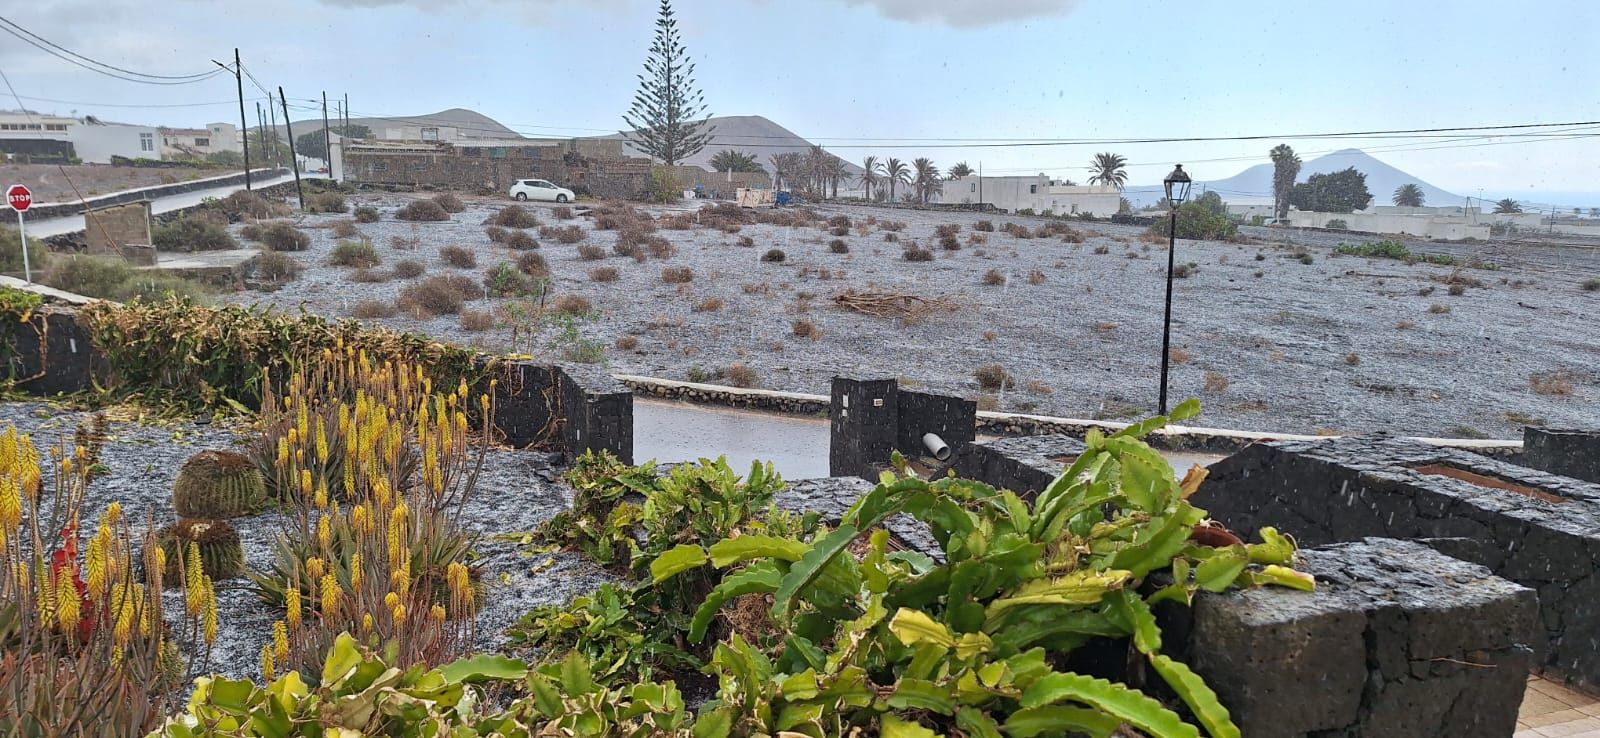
(922, 432, 951, 461)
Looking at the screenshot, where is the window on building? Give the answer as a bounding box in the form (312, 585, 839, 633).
(370, 162, 388, 173)
(970, 183, 976, 192)
(411, 162, 428, 172)
(489, 147, 506, 159)
(195, 137, 210, 147)
(421, 127, 439, 141)
(46, 124, 67, 132)
(1029, 185, 1037, 194)
(140, 133, 154, 152)
(462, 147, 481, 158)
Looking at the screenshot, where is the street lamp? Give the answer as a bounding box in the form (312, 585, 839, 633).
(1158, 164, 1193, 416)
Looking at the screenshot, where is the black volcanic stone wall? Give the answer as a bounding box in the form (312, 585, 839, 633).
(1193, 435, 1600, 690)
(2, 307, 103, 396)
(1522, 427, 1600, 484)
(774, 476, 940, 560)
(895, 390, 975, 460)
(829, 377, 899, 478)
(942, 434, 1087, 498)
(556, 363, 634, 464)
(1170, 538, 1537, 738)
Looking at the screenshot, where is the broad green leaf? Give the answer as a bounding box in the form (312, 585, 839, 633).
(1169, 397, 1202, 423)
(776, 701, 824, 731)
(707, 535, 810, 567)
(1150, 654, 1240, 738)
(780, 669, 822, 701)
(1248, 564, 1316, 591)
(1118, 452, 1170, 513)
(689, 562, 782, 643)
(1103, 502, 1205, 578)
(559, 652, 595, 695)
(772, 524, 859, 621)
(691, 706, 734, 738)
(1246, 526, 1296, 565)
(886, 678, 956, 715)
(320, 633, 363, 688)
(882, 714, 944, 738)
(1195, 546, 1249, 593)
(955, 706, 1004, 738)
(983, 570, 1129, 626)
(1108, 590, 1162, 655)
(890, 608, 956, 649)
(206, 677, 257, 715)
(1005, 706, 1120, 738)
(1021, 672, 1199, 738)
(439, 654, 528, 684)
(649, 544, 708, 582)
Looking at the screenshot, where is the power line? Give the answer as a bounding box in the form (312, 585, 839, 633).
(0, 15, 223, 85)
(6, 93, 266, 109)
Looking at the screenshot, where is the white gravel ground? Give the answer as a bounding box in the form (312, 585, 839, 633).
(232, 194, 1600, 438)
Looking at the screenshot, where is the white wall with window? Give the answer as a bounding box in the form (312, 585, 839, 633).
(67, 120, 159, 163)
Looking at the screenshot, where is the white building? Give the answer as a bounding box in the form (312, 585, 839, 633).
(941, 174, 1122, 216)
(0, 110, 74, 138)
(68, 118, 159, 163)
(159, 122, 240, 159)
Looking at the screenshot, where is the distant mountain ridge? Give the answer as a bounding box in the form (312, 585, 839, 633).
(284, 107, 523, 140)
(1125, 149, 1463, 208)
(593, 115, 861, 174)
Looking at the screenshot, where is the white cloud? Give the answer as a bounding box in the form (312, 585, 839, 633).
(837, 0, 1083, 27)
(308, 0, 629, 22)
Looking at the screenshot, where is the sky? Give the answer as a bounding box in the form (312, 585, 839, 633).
(2, 0, 1597, 207)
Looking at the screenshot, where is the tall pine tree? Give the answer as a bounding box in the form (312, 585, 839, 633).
(621, 0, 714, 167)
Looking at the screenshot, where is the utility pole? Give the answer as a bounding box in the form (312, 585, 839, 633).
(343, 93, 350, 136)
(978, 161, 984, 212)
(279, 87, 304, 208)
(321, 91, 332, 172)
(212, 49, 252, 190)
(267, 91, 277, 165)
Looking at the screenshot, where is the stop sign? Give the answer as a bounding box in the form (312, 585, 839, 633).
(6, 184, 30, 212)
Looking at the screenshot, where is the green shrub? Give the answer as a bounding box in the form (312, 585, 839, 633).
(483, 261, 537, 297)
(258, 221, 310, 252)
(254, 250, 302, 283)
(305, 191, 347, 214)
(152, 215, 238, 252)
(353, 205, 379, 223)
(1147, 202, 1239, 241)
(0, 225, 46, 276)
(1584, 277, 1600, 291)
(1333, 239, 1458, 266)
(329, 239, 380, 267)
(114, 273, 208, 303)
(42, 255, 134, 298)
(1325, 218, 1348, 230)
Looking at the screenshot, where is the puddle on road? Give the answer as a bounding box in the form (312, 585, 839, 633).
(634, 399, 1225, 481)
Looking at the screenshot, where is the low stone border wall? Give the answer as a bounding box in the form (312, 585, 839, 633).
(1522, 427, 1600, 483)
(940, 434, 1087, 499)
(617, 374, 828, 415)
(1170, 537, 1537, 738)
(1193, 436, 1600, 690)
(0, 300, 632, 461)
(22, 168, 288, 222)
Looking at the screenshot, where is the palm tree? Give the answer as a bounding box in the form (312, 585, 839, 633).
(911, 158, 941, 204)
(884, 158, 909, 202)
(1392, 183, 1425, 207)
(1087, 152, 1128, 189)
(709, 149, 762, 173)
(804, 146, 831, 197)
(824, 156, 848, 199)
(859, 156, 882, 201)
(947, 161, 973, 179)
(1493, 198, 1522, 214)
(769, 152, 802, 191)
(1270, 144, 1301, 220)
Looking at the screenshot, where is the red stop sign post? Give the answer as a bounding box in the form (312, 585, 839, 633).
(6, 184, 32, 283)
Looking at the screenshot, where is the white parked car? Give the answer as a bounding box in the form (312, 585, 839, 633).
(509, 178, 574, 203)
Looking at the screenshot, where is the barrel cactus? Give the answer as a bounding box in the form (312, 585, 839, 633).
(173, 450, 268, 519)
(155, 519, 246, 583)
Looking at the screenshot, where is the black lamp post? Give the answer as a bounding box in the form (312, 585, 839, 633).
(1158, 164, 1193, 416)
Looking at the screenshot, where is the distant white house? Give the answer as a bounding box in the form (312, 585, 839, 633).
(941, 174, 1122, 216)
(69, 118, 159, 163)
(159, 122, 240, 159)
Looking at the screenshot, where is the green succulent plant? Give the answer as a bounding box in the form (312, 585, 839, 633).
(154, 519, 246, 583)
(172, 450, 269, 519)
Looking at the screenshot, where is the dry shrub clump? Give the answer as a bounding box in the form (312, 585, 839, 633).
(392, 259, 426, 279)
(516, 251, 550, 278)
(1204, 371, 1230, 392)
(1027, 269, 1046, 285)
(1169, 347, 1192, 364)
(398, 274, 483, 316)
(331, 220, 359, 238)
(432, 192, 467, 213)
(259, 221, 311, 252)
(589, 266, 620, 283)
(395, 199, 450, 222)
(974, 220, 995, 232)
(738, 235, 755, 248)
(968, 233, 989, 246)
(884, 232, 899, 243)
(903, 244, 935, 262)
(541, 225, 584, 244)
(974, 363, 1015, 390)
(553, 294, 593, 315)
(935, 224, 961, 238)
(725, 363, 760, 388)
(762, 248, 786, 263)
(483, 262, 538, 298)
(354, 205, 380, 223)
(1529, 370, 1578, 396)
(505, 230, 539, 250)
(305, 191, 347, 214)
(391, 235, 420, 250)
(1001, 222, 1033, 239)
(551, 205, 574, 220)
(829, 240, 850, 254)
(615, 335, 639, 350)
(983, 269, 1006, 286)
(693, 296, 724, 312)
(792, 319, 821, 340)
(661, 266, 695, 284)
(459, 308, 495, 332)
(578, 244, 606, 261)
(940, 235, 962, 251)
(349, 268, 391, 284)
(329, 239, 381, 268)
(439, 246, 477, 269)
(493, 205, 541, 229)
(255, 250, 303, 283)
(350, 299, 395, 319)
(879, 220, 906, 232)
(485, 226, 509, 243)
